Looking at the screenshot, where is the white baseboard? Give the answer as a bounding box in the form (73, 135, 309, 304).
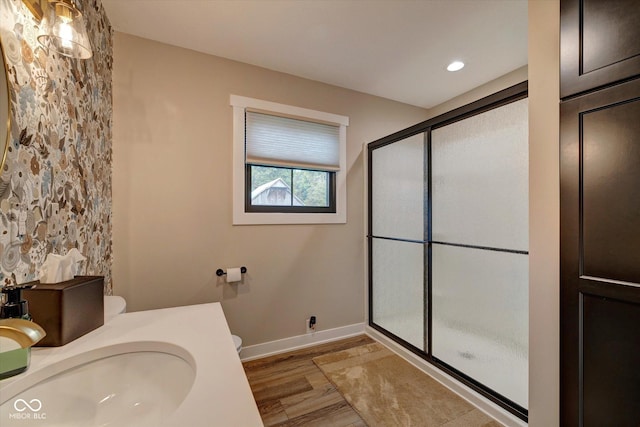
(365, 326, 527, 427)
(240, 323, 366, 362)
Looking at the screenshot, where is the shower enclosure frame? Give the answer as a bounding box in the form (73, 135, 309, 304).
(367, 81, 528, 421)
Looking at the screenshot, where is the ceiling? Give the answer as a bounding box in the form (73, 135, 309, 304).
(101, 0, 528, 109)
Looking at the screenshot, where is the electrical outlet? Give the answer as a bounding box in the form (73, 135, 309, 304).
(306, 316, 316, 334)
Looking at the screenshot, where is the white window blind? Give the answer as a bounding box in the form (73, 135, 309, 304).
(245, 111, 341, 172)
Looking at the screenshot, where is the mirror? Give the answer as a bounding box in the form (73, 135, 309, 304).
(0, 35, 9, 176)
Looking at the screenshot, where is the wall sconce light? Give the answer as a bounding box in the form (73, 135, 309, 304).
(22, 0, 92, 59)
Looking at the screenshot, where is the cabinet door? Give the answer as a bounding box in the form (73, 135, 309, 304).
(560, 77, 640, 426)
(561, 0, 640, 98)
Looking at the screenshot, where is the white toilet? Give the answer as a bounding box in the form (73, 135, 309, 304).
(104, 295, 127, 322)
(232, 334, 242, 356)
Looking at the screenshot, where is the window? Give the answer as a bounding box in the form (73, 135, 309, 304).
(231, 95, 349, 224)
(245, 112, 337, 213)
(247, 165, 335, 212)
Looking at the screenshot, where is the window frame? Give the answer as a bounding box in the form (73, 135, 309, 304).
(231, 95, 348, 225)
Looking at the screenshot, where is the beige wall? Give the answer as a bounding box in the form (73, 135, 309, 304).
(528, 1, 560, 425)
(112, 33, 427, 346)
(427, 66, 528, 119)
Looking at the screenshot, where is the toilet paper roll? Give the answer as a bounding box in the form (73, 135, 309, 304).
(226, 267, 242, 283)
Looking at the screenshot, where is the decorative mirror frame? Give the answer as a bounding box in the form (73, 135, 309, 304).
(22, 0, 48, 21)
(0, 35, 10, 176)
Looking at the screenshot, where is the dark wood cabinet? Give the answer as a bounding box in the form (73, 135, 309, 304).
(560, 1, 640, 425)
(560, 0, 640, 98)
(560, 79, 640, 426)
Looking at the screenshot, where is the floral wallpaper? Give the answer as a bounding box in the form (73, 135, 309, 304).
(0, 0, 112, 291)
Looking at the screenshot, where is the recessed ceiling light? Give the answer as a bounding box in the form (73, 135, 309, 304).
(447, 61, 465, 72)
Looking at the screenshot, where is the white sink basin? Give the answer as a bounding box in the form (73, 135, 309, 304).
(0, 342, 195, 426)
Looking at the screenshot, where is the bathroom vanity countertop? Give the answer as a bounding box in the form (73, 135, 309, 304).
(0, 303, 263, 427)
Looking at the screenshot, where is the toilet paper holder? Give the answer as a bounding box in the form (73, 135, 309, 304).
(216, 266, 247, 277)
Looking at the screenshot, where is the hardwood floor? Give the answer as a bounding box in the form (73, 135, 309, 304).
(242, 335, 375, 427)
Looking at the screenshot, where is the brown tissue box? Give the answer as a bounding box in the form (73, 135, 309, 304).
(22, 276, 104, 347)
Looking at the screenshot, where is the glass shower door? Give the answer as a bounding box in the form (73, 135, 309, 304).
(370, 133, 426, 350)
(368, 84, 529, 419)
(430, 98, 529, 409)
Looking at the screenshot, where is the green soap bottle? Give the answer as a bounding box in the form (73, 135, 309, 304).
(0, 339, 31, 379)
(0, 285, 45, 380)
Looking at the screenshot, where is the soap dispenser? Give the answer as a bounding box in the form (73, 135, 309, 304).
(1, 284, 35, 320)
(0, 285, 46, 380)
